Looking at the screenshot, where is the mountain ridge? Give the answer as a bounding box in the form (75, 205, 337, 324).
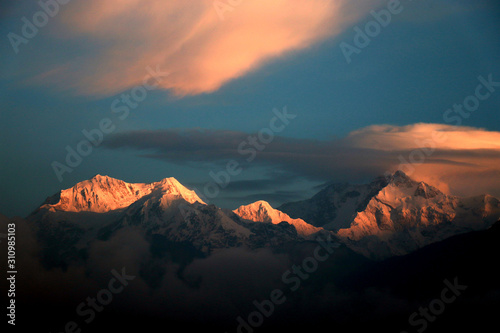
(27, 171, 500, 260)
(29, 175, 318, 260)
(233, 200, 322, 237)
(39, 174, 205, 214)
(278, 170, 500, 258)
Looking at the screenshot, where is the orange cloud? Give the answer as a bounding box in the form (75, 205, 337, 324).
(102, 123, 500, 198)
(346, 123, 500, 150)
(35, 0, 383, 96)
(346, 123, 500, 197)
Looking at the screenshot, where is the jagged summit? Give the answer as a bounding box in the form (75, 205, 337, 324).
(234, 200, 274, 221)
(91, 174, 111, 180)
(234, 200, 322, 237)
(335, 173, 500, 258)
(40, 175, 204, 213)
(154, 177, 206, 204)
(250, 200, 272, 207)
(32, 178, 305, 256)
(277, 170, 500, 258)
(392, 170, 411, 179)
(371, 170, 418, 188)
(414, 181, 442, 199)
(387, 170, 417, 186)
(27, 172, 500, 260)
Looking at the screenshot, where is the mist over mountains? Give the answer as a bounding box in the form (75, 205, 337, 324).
(280, 170, 500, 259)
(1, 171, 499, 332)
(28, 171, 500, 259)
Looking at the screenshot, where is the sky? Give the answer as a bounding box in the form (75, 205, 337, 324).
(1, 0, 500, 217)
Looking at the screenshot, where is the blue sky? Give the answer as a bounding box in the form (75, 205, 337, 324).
(1, 0, 500, 217)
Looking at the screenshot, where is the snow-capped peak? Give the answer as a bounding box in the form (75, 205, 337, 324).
(233, 200, 321, 237)
(386, 170, 419, 187)
(154, 177, 205, 205)
(335, 172, 500, 259)
(40, 175, 204, 213)
(414, 181, 442, 199)
(234, 200, 274, 221)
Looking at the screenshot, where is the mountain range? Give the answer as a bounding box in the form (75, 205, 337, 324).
(280, 170, 500, 258)
(2, 170, 500, 332)
(30, 174, 305, 265)
(26, 171, 500, 262)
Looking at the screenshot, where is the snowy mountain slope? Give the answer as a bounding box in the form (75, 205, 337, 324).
(39, 174, 205, 213)
(30, 175, 212, 257)
(278, 171, 500, 259)
(119, 193, 254, 253)
(335, 172, 500, 259)
(26, 172, 500, 263)
(233, 200, 323, 237)
(278, 176, 389, 230)
(28, 175, 309, 263)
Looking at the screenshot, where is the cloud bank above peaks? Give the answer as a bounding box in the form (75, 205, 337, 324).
(36, 0, 383, 96)
(102, 124, 500, 198)
(347, 123, 500, 150)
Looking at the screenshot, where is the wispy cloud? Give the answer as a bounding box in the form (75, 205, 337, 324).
(33, 0, 383, 96)
(102, 124, 500, 198)
(346, 123, 500, 150)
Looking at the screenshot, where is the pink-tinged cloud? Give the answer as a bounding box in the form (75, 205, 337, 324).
(346, 123, 500, 197)
(102, 123, 500, 198)
(36, 0, 383, 96)
(346, 123, 500, 150)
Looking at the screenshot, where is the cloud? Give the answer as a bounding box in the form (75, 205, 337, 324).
(187, 169, 311, 208)
(102, 127, 398, 182)
(33, 0, 383, 96)
(346, 123, 500, 150)
(393, 0, 492, 23)
(102, 124, 500, 198)
(221, 190, 306, 206)
(345, 124, 500, 196)
(191, 171, 298, 193)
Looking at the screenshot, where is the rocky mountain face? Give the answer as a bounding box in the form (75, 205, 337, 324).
(39, 174, 205, 213)
(26, 172, 500, 262)
(233, 200, 323, 237)
(29, 175, 318, 269)
(280, 171, 500, 259)
(6, 173, 499, 332)
(278, 175, 390, 230)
